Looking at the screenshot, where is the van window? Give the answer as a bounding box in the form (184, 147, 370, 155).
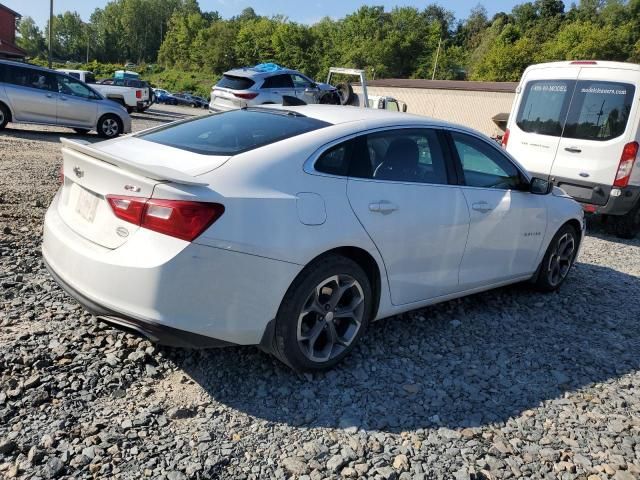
(4, 65, 56, 91)
(516, 80, 575, 137)
(563, 81, 635, 141)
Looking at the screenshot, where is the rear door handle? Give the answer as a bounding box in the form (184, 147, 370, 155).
(564, 147, 582, 153)
(369, 200, 398, 214)
(472, 201, 493, 214)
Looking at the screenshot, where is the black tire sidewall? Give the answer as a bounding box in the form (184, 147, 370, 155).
(274, 255, 373, 371)
(535, 223, 579, 292)
(0, 103, 9, 129)
(97, 115, 122, 138)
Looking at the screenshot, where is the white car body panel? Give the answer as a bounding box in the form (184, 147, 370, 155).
(43, 105, 584, 348)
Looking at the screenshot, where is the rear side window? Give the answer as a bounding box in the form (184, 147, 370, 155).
(217, 75, 255, 90)
(85, 73, 96, 84)
(262, 75, 294, 89)
(3, 65, 56, 91)
(315, 141, 353, 176)
(563, 81, 635, 141)
(516, 80, 575, 137)
(139, 109, 330, 156)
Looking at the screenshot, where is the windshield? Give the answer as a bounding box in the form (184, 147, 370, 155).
(139, 109, 331, 156)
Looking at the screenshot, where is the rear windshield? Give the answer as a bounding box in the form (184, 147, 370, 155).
(139, 109, 330, 156)
(563, 81, 635, 141)
(516, 80, 574, 137)
(217, 75, 255, 90)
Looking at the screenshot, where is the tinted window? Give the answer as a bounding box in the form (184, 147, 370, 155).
(140, 109, 330, 156)
(85, 72, 96, 84)
(67, 72, 80, 79)
(563, 81, 635, 141)
(349, 129, 448, 184)
(315, 141, 353, 176)
(452, 132, 524, 190)
(57, 75, 94, 98)
(4, 65, 56, 91)
(217, 75, 255, 90)
(516, 80, 575, 137)
(262, 74, 294, 89)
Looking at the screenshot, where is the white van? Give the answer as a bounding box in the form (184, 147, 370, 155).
(503, 61, 640, 238)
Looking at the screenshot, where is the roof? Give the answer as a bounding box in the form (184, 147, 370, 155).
(224, 67, 302, 79)
(359, 78, 519, 93)
(0, 3, 21, 18)
(524, 60, 640, 73)
(0, 40, 26, 58)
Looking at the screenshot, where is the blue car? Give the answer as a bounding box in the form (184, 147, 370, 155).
(153, 88, 178, 105)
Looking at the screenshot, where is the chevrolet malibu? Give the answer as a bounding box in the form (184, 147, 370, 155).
(43, 106, 585, 371)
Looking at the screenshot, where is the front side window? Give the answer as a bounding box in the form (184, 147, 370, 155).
(452, 132, 525, 190)
(139, 109, 330, 156)
(57, 75, 93, 98)
(516, 80, 575, 137)
(563, 81, 635, 141)
(5, 66, 55, 91)
(350, 129, 448, 184)
(291, 74, 313, 89)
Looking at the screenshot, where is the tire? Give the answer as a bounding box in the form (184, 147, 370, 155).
(273, 254, 373, 372)
(0, 102, 10, 130)
(335, 83, 355, 105)
(534, 223, 579, 292)
(319, 91, 340, 105)
(73, 128, 90, 135)
(609, 202, 640, 239)
(97, 114, 122, 139)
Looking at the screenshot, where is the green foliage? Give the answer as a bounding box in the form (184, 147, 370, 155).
(13, 0, 640, 86)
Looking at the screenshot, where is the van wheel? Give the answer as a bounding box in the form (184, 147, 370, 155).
(534, 223, 579, 292)
(0, 103, 9, 130)
(97, 114, 122, 138)
(610, 202, 640, 239)
(272, 255, 372, 372)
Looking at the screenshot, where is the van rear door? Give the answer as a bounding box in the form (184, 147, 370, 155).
(506, 65, 580, 177)
(550, 69, 637, 205)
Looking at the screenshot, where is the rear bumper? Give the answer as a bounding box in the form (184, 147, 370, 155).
(549, 174, 640, 216)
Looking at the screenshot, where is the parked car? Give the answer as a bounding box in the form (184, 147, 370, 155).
(173, 92, 207, 108)
(0, 60, 131, 138)
(209, 63, 337, 112)
(57, 69, 151, 113)
(43, 105, 584, 371)
(153, 88, 178, 105)
(503, 60, 640, 238)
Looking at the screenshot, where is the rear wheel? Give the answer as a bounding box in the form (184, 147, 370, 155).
(534, 223, 579, 292)
(273, 255, 372, 371)
(0, 103, 9, 130)
(609, 202, 640, 239)
(97, 114, 122, 138)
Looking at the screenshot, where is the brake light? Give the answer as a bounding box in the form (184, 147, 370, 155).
(501, 128, 510, 149)
(106, 196, 224, 241)
(570, 61, 598, 65)
(136, 90, 142, 99)
(233, 92, 259, 100)
(613, 141, 638, 188)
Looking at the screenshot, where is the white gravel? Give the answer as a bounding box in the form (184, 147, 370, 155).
(1, 105, 639, 480)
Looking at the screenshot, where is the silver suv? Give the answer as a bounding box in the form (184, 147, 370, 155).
(209, 64, 337, 112)
(0, 60, 132, 138)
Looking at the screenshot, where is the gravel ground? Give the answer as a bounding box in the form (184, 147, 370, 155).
(1, 105, 639, 480)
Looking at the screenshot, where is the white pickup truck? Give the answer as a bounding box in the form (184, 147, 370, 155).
(56, 69, 152, 113)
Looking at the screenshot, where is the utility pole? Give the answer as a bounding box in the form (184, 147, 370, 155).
(48, 0, 53, 68)
(431, 37, 442, 81)
(86, 23, 90, 63)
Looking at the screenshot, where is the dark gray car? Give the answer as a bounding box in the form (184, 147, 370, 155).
(0, 60, 132, 138)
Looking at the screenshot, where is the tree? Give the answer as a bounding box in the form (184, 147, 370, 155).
(16, 17, 46, 57)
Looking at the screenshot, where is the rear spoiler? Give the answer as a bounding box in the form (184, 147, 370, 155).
(60, 138, 208, 186)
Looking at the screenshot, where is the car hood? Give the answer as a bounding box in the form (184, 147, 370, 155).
(316, 82, 336, 92)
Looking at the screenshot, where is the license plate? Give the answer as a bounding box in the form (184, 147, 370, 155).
(75, 188, 99, 223)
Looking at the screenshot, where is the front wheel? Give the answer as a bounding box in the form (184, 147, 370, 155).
(534, 223, 579, 292)
(97, 114, 122, 138)
(273, 255, 372, 371)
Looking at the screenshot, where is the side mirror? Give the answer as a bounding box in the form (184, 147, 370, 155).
(530, 177, 552, 195)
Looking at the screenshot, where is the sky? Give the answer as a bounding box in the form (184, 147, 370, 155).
(3, 0, 521, 28)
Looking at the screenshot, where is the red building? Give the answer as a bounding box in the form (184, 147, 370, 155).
(0, 3, 27, 60)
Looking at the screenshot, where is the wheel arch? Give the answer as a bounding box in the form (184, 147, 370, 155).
(96, 112, 123, 135)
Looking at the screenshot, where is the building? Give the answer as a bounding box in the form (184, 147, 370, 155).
(355, 79, 519, 137)
(0, 3, 27, 60)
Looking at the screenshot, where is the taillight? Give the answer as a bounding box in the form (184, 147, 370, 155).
(613, 141, 639, 188)
(233, 92, 259, 100)
(136, 90, 142, 99)
(106, 195, 224, 241)
(501, 128, 510, 149)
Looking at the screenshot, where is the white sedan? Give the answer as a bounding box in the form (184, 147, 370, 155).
(43, 106, 585, 371)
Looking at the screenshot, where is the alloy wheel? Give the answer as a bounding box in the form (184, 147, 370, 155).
(547, 232, 575, 287)
(102, 118, 119, 137)
(297, 274, 365, 363)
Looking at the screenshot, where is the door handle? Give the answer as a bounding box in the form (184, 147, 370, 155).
(369, 201, 398, 214)
(472, 201, 493, 214)
(564, 147, 581, 153)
